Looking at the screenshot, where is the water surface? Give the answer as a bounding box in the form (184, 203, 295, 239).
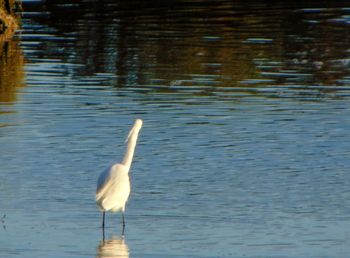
(1, 1, 350, 257)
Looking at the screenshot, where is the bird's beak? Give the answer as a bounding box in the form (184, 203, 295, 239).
(125, 127, 135, 143)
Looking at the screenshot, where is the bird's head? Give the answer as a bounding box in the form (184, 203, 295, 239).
(125, 119, 143, 143)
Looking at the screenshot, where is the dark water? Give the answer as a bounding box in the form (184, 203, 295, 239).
(1, 1, 350, 257)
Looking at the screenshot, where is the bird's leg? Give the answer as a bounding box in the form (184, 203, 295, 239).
(102, 211, 105, 229)
(101, 211, 106, 241)
(121, 212, 125, 235)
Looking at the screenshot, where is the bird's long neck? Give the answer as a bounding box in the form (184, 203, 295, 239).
(121, 133, 139, 170)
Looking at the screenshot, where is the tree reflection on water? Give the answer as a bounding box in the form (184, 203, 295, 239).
(0, 38, 24, 103)
(19, 0, 350, 97)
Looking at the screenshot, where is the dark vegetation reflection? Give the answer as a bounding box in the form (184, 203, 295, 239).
(22, 0, 350, 99)
(0, 38, 24, 103)
(0, 0, 23, 104)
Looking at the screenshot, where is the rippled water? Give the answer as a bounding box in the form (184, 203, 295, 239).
(1, 1, 350, 257)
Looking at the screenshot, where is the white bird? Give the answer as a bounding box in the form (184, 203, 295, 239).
(96, 119, 143, 235)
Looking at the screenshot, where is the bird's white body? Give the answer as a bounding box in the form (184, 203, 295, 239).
(96, 164, 130, 212)
(96, 119, 143, 232)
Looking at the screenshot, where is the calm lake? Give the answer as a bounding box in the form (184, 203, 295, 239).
(1, 0, 350, 257)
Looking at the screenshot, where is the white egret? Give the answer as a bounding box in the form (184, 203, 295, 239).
(96, 119, 143, 235)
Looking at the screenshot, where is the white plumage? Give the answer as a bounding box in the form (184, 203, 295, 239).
(96, 164, 131, 212)
(96, 119, 143, 234)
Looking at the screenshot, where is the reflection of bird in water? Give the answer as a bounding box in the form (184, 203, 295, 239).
(96, 236, 129, 258)
(96, 119, 143, 235)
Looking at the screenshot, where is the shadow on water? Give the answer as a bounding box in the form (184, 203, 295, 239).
(97, 236, 129, 258)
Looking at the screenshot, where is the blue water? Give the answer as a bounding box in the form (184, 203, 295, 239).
(1, 1, 350, 257)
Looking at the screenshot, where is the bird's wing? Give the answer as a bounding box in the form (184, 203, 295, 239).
(95, 163, 127, 201)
